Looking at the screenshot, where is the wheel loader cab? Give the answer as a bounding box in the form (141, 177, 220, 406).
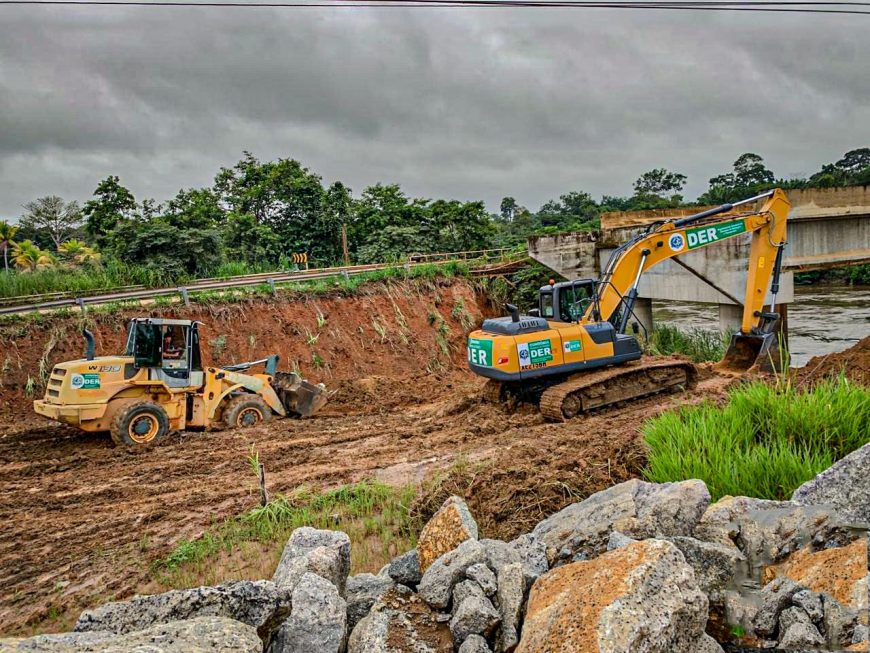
(125, 319, 204, 390)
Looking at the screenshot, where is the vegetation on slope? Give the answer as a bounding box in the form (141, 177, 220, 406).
(643, 377, 870, 501)
(154, 478, 419, 591)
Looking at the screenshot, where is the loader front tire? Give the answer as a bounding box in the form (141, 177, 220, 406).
(222, 394, 272, 430)
(110, 401, 170, 446)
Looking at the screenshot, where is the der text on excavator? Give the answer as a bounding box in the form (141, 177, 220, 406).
(467, 188, 790, 420)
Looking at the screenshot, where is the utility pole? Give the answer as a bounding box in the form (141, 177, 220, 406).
(341, 223, 350, 266)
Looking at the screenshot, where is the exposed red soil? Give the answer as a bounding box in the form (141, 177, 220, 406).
(794, 336, 870, 386)
(0, 279, 735, 636)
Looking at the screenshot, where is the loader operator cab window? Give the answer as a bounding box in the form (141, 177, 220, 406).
(161, 326, 187, 368)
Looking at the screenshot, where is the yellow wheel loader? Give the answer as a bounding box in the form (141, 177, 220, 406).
(33, 318, 328, 446)
(468, 188, 790, 420)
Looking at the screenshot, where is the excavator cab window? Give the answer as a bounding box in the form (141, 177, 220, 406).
(558, 280, 595, 323)
(540, 290, 555, 319)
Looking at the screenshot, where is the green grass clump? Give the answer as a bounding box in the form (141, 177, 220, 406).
(643, 377, 870, 500)
(153, 480, 419, 590)
(647, 323, 729, 363)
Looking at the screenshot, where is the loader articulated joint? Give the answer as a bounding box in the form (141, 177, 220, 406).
(83, 329, 96, 361)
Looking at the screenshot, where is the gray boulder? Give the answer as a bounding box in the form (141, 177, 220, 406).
(507, 534, 548, 586)
(345, 573, 394, 631)
(853, 624, 870, 646)
(3, 617, 261, 652)
(792, 442, 870, 527)
(74, 580, 291, 640)
(779, 621, 825, 649)
(751, 577, 803, 638)
(449, 595, 500, 642)
(267, 573, 347, 653)
(466, 563, 497, 596)
(822, 593, 861, 648)
(387, 549, 422, 587)
(272, 527, 351, 597)
(479, 539, 522, 575)
(347, 585, 452, 653)
(418, 539, 487, 610)
(694, 496, 855, 567)
(494, 563, 525, 653)
(791, 589, 824, 624)
(458, 634, 492, 653)
(607, 531, 637, 551)
(667, 536, 744, 601)
(531, 479, 710, 565)
(452, 580, 486, 611)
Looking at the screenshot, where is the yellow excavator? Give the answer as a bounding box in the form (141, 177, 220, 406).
(468, 188, 790, 420)
(34, 318, 328, 446)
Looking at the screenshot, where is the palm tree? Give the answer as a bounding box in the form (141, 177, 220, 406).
(12, 240, 54, 272)
(58, 239, 102, 267)
(0, 221, 18, 273)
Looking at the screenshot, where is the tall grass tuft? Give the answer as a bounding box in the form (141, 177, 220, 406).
(647, 323, 729, 363)
(643, 376, 870, 500)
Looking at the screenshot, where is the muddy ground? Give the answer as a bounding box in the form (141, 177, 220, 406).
(1, 281, 866, 636)
(0, 367, 735, 635)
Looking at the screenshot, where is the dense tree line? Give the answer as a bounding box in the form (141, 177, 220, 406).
(1, 148, 868, 278)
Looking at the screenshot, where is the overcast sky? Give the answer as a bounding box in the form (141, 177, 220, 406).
(1, 3, 868, 219)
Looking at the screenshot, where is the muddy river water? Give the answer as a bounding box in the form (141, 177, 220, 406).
(653, 285, 870, 367)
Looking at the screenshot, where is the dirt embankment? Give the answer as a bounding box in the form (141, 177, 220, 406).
(0, 278, 489, 416)
(795, 335, 870, 386)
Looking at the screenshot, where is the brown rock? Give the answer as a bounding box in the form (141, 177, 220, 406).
(516, 539, 716, 653)
(418, 496, 479, 572)
(763, 537, 867, 609)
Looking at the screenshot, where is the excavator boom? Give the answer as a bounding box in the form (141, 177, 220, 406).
(587, 188, 789, 370)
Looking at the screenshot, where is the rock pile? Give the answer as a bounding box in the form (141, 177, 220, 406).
(3, 444, 869, 652)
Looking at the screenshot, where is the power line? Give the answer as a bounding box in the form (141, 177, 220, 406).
(1, 0, 869, 11)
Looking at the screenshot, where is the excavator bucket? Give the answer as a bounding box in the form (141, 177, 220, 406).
(272, 372, 328, 417)
(718, 332, 781, 373)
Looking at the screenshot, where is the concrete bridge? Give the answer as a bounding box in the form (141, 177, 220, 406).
(527, 185, 870, 335)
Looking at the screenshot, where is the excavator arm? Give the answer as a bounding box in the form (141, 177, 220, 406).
(585, 189, 789, 330)
(583, 188, 790, 369)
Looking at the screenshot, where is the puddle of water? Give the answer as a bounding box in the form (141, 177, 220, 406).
(652, 285, 870, 367)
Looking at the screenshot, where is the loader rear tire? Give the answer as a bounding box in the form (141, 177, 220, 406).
(222, 394, 272, 430)
(110, 401, 170, 446)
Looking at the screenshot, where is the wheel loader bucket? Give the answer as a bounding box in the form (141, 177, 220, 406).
(717, 331, 781, 373)
(272, 372, 328, 417)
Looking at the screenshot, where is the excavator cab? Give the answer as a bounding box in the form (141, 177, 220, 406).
(538, 280, 596, 323)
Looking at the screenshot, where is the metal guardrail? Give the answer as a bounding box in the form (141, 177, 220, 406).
(0, 249, 523, 316)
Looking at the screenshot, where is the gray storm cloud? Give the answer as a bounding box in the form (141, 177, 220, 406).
(0, 4, 868, 217)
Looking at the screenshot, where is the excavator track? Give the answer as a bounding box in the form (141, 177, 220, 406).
(482, 379, 505, 403)
(538, 360, 697, 422)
